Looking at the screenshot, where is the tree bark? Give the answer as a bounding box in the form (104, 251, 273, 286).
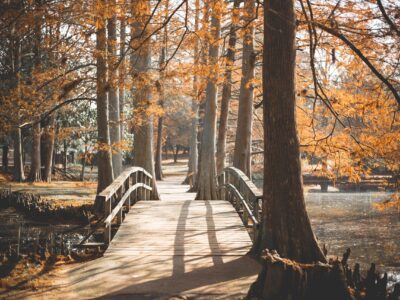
(80, 145, 87, 181)
(186, 0, 201, 187)
(155, 4, 168, 181)
(28, 0, 42, 182)
(173, 146, 180, 163)
(2, 144, 9, 172)
(107, 0, 122, 178)
(216, 0, 240, 175)
(253, 0, 326, 263)
(94, 5, 114, 198)
(13, 128, 25, 182)
(52, 144, 56, 175)
(63, 139, 68, 174)
(247, 251, 353, 300)
(193, 2, 210, 192)
(131, 0, 159, 199)
(28, 121, 41, 182)
(11, 22, 24, 182)
(119, 5, 126, 141)
(195, 0, 221, 200)
(155, 115, 164, 180)
(42, 115, 56, 182)
(233, 0, 256, 178)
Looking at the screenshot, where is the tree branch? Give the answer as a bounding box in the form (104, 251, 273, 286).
(20, 97, 95, 129)
(300, 20, 400, 106)
(377, 0, 400, 37)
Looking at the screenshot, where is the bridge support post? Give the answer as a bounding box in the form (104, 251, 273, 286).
(226, 171, 231, 202)
(133, 172, 138, 203)
(243, 208, 249, 227)
(125, 178, 131, 211)
(117, 209, 123, 224)
(320, 182, 328, 192)
(104, 197, 112, 244)
(138, 172, 143, 200)
(218, 172, 225, 200)
(145, 175, 150, 200)
(253, 196, 260, 221)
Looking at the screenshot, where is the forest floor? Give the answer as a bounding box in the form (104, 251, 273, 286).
(0, 159, 188, 207)
(0, 173, 96, 208)
(0, 254, 78, 297)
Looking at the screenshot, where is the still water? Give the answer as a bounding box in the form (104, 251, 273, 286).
(306, 191, 400, 286)
(0, 207, 90, 257)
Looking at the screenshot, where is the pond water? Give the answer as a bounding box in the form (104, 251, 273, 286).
(306, 191, 400, 286)
(0, 207, 91, 258)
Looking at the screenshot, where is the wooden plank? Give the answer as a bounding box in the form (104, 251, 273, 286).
(105, 181, 254, 256)
(54, 174, 260, 299)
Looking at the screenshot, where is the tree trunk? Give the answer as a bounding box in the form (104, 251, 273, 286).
(195, 0, 221, 200)
(42, 115, 56, 182)
(247, 251, 353, 300)
(11, 23, 24, 182)
(63, 139, 68, 174)
(28, 122, 41, 182)
(119, 5, 126, 141)
(80, 145, 87, 181)
(173, 146, 180, 163)
(94, 7, 114, 198)
(188, 97, 198, 184)
(2, 144, 9, 172)
(13, 128, 25, 182)
(155, 115, 164, 180)
(164, 146, 168, 160)
(41, 16, 58, 183)
(216, 0, 240, 175)
(193, 2, 210, 192)
(131, 0, 159, 200)
(28, 0, 42, 183)
(107, 0, 122, 178)
(253, 0, 326, 263)
(233, 0, 256, 178)
(155, 7, 168, 181)
(185, 0, 201, 188)
(52, 143, 56, 175)
(23, 145, 26, 166)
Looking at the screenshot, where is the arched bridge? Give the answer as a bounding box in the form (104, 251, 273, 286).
(57, 166, 262, 299)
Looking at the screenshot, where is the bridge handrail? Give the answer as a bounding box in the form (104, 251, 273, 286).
(96, 166, 153, 244)
(217, 167, 262, 241)
(97, 166, 152, 201)
(224, 183, 259, 226)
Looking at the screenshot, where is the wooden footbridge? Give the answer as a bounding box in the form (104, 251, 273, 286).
(40, 166, 262, 299)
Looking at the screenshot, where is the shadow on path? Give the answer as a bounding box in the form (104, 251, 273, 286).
(97, 255, 259, 299)
(173, 200, 191, 275)
(205, 200, 223, 266)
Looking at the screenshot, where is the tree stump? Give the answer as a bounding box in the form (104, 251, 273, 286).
(247, 250, 354, 300)
(248, 249, 400, 300)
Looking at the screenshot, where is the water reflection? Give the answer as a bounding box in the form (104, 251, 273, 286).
(306, 192, 400, 286)
(0, 207, 91, 257)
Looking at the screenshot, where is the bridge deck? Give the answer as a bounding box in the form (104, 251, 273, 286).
(41, 176, 260, 299)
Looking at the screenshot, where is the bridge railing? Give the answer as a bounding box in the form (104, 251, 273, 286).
(217, 167, 262, 241)
(96, 167, 153, 244)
